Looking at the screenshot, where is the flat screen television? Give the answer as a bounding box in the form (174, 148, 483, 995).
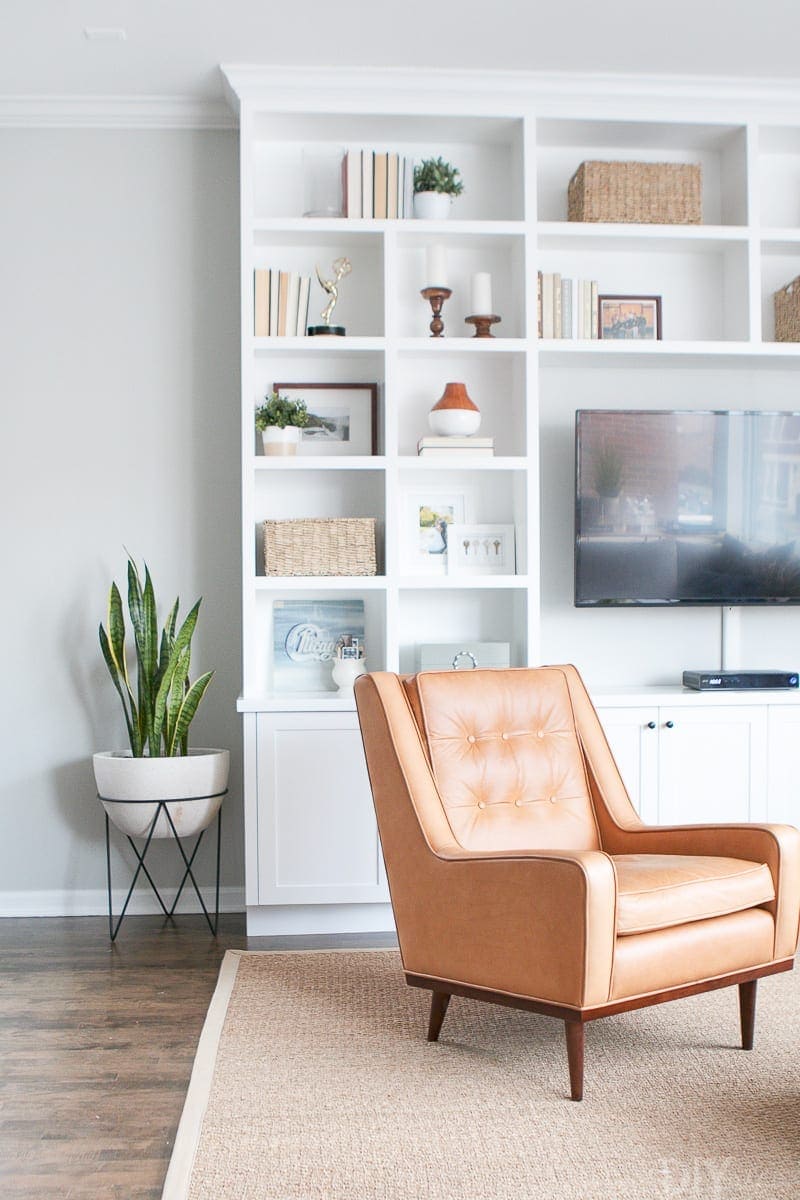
(575, 409, 800, 606)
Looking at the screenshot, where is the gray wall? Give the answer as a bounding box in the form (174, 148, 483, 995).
(0, 128, 243, 912)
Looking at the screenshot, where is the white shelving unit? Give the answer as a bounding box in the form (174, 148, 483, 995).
(223, 67, 800, 935)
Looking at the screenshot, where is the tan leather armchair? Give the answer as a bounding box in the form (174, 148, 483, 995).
(354, 666, 800, 1100)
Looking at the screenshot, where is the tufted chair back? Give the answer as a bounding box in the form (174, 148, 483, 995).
(402, 668, 601, 853)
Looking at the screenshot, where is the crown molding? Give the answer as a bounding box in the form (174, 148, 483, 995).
(0, 94, 236, 130)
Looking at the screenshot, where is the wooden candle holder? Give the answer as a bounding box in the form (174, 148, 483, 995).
(421, 287, 452, 338)
(465, 314, 501, 338)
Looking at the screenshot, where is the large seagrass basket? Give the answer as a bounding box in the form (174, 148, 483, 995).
(263, 517, 377, 576)
(568, 160, 702, 225)
(774, 276, 800, 343)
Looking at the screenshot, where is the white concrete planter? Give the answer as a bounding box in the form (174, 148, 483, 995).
(262, 426, 302, 456)
(93, 749, 230, 839)
(413, 191, 452, 220)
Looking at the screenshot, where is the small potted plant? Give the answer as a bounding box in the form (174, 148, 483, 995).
(255, 391, 309, 456)
(94, 556, 228, 839)
(413, 157, 464, 220)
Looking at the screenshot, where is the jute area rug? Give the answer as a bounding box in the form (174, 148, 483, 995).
(163, 949, 800, 1200)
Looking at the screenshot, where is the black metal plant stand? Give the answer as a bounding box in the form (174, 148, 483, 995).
(101, 792, 226, 941)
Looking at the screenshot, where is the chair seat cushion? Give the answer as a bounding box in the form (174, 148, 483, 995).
(613, 854, 775, 936)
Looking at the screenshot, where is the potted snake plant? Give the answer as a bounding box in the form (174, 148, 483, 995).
(93, 556, 229, 839)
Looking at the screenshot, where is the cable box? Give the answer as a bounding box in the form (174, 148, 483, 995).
(682, 669, 799, 691)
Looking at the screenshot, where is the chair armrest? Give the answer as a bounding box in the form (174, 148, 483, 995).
(604, 822, 800, 960)
(401, 847, 617, 1010)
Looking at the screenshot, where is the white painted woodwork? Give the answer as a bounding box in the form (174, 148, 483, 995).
(766, 706, 800, 826)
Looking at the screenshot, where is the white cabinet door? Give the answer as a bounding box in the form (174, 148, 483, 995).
(657, 705, 768, 825)
(767, 707, 800, 827)
(256, 712, 389, 905)
(595, 706, 660, 822)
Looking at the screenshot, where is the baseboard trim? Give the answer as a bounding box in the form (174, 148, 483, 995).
(0, 886, 245, 918)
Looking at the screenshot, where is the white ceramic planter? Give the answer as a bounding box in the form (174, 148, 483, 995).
(331, 658, 367, 695)
(93, 749, 230, 839)
(262, 426, 302, 456)
(414, 191, 452, 220)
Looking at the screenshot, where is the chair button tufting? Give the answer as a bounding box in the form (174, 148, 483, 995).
(514, 799, 522, 807)
(467, 734, 476, 744)
(537, 730, 545, 739)
(549, 795, 557, 804)
(477, 801, 486, 809)
(501, 732, 509, 740)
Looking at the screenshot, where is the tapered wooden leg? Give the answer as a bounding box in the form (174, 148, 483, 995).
(427, 991, 451, 1042)
(739, 980, 757, 1050)
(565, 1020, 584, 1101)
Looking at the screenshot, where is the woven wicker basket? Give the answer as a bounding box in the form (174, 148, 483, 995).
(263, 517, 377, 577)
(774, 276, 800, 343)
(568, 161, 702, 225)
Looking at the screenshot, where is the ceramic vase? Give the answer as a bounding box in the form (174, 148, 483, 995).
(428, 381, 481, 436)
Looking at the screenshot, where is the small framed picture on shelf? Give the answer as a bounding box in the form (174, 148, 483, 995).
(448, 524, 516, 576)
(597, 295, 662, 341)
(402, 486, 473, 575)
(273, 382, 378, 456)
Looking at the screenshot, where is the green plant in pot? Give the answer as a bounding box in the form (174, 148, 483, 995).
(93, 555, 229, 840)
(255, 390, 309, 456)
(413, 157, 464, 220)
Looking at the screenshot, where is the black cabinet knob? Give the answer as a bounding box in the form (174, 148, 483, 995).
(665, 720, 675, 729)
(646, 721, 656, 729)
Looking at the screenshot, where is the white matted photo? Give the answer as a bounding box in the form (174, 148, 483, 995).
(448, 524, 516, 576)
(273, 382, 378, 456)
(402, 487, 474, 575)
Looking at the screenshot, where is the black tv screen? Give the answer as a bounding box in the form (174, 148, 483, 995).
(575, 410, 800, 606)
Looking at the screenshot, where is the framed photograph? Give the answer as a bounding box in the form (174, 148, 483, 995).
(273, 382, 378, 456)
(272, 598, 365, 693)
(402, 487, 473, 575)
(448, 524, 516, 576)
(598, 295, 662, 341)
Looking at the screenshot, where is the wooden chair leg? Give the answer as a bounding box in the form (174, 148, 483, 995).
(739, 980, 757, 1050)
(564, 1020, 584, 1101)
(427, 991, 451, 1042)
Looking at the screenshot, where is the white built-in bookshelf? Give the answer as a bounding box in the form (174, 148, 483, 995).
(222, 67, 800, 933)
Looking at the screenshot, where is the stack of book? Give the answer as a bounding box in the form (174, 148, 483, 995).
(254, 269, 311, 337)
(417, 436, 495, 458)
(342, 150, 415, 219)
(537, 272, 600, 340)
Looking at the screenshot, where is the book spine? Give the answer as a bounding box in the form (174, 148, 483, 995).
(269, 270, 279, 337)
(373, 152, 388, 219)
(583, 280, 592, 341)
(296, 275, 311, 337)
(590, 281, 599, 339)
(346, 149, 362, 219)
(362, 151, 373, 219)
(285, 272, 300, 339)
(542, 274, 554, 339)
(254, 269, 270, 337)
(403, 155, 414, 219)
(387, 153, 399, 220)
(277, 270, 290, 337)
(537, 271, 543, 339)
(418, 448, 494, 457)
(561, 278, 572, 340)
(553, 273, 562, 340)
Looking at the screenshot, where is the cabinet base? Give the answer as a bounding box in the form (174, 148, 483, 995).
(246, 902, 395, 937)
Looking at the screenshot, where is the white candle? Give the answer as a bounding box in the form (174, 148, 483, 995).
(425, 244, 448, 287)
(471, 272, 493, 315)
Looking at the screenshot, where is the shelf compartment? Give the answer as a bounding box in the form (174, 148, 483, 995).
(760, 240, 800, 343)
(758, 127, 800, 229)
(536, 119, 748, 226)
(394, 348, 529, 457)
(536, 238, 750, 342)
(394, 231, 527, 339)
(252, 229, 384, 337)
(397, 587, 529, 674)
(250, 114, 525, 221)
(251, 586, 387, 698)
(254, 468, 386, 577)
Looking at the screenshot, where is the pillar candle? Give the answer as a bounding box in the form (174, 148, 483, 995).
(471, 272, 493, 314)
(425, 244, 448, 287)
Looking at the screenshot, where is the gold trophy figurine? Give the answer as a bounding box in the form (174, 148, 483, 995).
(308, 256, 352, 337)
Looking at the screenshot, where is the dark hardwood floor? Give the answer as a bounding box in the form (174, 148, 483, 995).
(0, 915, 397, 1199)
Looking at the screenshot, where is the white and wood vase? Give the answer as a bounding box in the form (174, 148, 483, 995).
(428, 381, 481, 436)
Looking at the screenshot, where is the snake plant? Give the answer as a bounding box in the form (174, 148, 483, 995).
(98, 556, 214, 757)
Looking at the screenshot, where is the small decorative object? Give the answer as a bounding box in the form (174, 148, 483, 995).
(421, 286, 452, 338)
(448, 524, 516, 576)
(309, 256, 352, 336)
(774, 275, 800, 342)
(331, 634, 367, 694)
(273, 382, 378, 456)
(413, 156, 464, 220)
(255, 391, 309, 456)
(428, 381, 481, 437)
(598, 295, 662, 340)
(263, 517, 377, 577)
(402, 486, 473, 575)
(302, 147, 344, 218)
(272, 598, 365, 693)
(420, 244, 452, 337)
(465, 272, 501, 338)
(568, 160, 702, 225)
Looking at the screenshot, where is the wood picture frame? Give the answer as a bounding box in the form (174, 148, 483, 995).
(597, 295, 662, 341)
(272, 382, 379, 456)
